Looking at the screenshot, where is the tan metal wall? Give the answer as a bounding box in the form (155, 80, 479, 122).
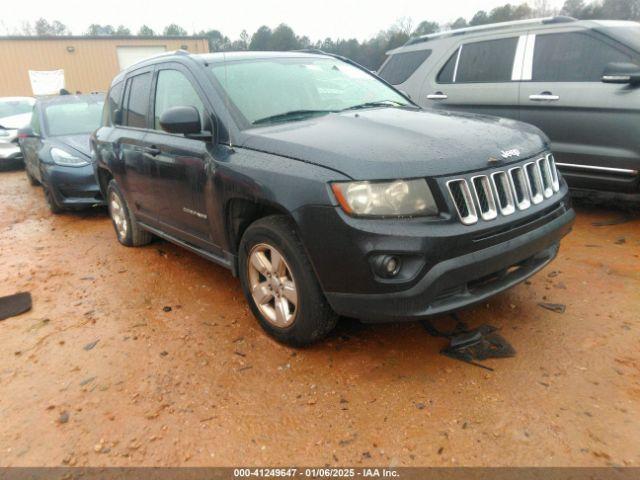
(0, 36, 209, 96)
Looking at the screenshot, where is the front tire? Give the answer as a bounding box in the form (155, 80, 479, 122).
(25, 167, 39, 186)
(43, 184, 64, 214)
(107, 180, 152, 247)
(239, 215, 337, 347)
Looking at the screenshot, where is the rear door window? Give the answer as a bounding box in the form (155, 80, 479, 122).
(455, 37, 519, 83)
(379, 49, 432, 85)
(532, 31, 634, 82)
(123, 72, 152, 129)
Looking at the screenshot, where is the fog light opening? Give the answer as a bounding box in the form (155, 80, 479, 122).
(374, 255, 402, 279)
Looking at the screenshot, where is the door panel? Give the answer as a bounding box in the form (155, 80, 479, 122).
(518, 30, 640, 192)
(144, 132, 213, 245)
(420, 36, 521, 120)
(117, 68, 158, 221)
(21, 108, 43, 181)
(149, 66, 220, 249)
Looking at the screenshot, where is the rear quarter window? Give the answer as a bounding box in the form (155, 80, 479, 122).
(437, 48, 459, 83)
(103, 81, 123, 126)
(379, 49, 432, 85)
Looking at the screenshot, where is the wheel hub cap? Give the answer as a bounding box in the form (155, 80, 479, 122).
(248, 243, 298, 327)
(109, 192, 128, 239)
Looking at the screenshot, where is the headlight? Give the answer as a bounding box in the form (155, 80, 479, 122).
(331, 179, 438, 217)
(50, 147, 89, 167)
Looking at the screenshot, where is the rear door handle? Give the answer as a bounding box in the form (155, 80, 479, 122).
(143, 146, 161, 157)
(427, 92, 448, 100)
(529, 92, 559, 101)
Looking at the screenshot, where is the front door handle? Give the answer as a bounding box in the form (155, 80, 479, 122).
(427, 92, 448, 100)
(529, 92, 559, 101)
(143, 146, 161, 157)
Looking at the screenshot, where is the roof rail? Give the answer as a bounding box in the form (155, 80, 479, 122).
(295, 48, 328, 55)
(126, 49, 191, 70)
(404, 16, 577, 46)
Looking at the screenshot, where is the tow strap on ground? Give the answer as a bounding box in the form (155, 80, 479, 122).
(420, 313, 516, 371)
(0, 292, 32, 321)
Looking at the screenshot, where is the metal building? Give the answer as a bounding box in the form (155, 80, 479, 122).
(0, 36, 210, 96)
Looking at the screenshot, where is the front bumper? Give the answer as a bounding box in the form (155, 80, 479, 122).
(0, 143, 23, 163)
(41, 162, 104, 208)
(296, 188, 574, 323)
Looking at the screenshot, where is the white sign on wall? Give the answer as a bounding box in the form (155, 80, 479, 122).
(29, 69, 65, 96)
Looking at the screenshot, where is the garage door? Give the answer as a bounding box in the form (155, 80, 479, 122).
(117, 46, 167, 70)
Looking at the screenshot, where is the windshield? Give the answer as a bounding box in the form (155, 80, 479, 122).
(0, 100, 33, 120)
(44, 100, 104, 136)
(600, 26, 640, 54)
(210, 57, 410, 126)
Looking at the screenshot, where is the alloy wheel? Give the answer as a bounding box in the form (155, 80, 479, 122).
(247, 243, 298, 327)
(109, 191, 128, 240)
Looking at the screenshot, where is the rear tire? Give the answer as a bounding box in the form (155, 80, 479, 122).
(239, 215, 338, 347)
(107, 179, 152, 247)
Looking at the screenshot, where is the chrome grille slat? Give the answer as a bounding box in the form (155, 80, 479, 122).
(447, 155, 562, 225)
(537, 157, 554, 198)
(509, 166, 531, 210)
(547, 154, 560, 192)
(524, 161, 544, 204)
(446, 179, 478, 225)
(491, 171, 515, 215)
(471, 175, 498, 221)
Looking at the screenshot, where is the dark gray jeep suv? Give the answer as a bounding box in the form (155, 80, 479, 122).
(379, 18, 640, 202)
(94, 50, 574, 346)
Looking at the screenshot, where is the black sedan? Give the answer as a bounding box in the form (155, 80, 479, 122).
(19, 94, 105, 213)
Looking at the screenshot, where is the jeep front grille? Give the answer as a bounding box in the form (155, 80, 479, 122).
(447, 179, 478, 225)
(446, 154, 560, 225)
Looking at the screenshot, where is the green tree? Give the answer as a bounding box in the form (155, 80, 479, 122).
(137, 25, 155, 36)
(87, 24, 115, 35)
(469, 10, 490, 25)
(450, 17, 468, 29)
(268, 24, 300, 50)
(600, 0, 640, 20)
(413, 20, 439, 36)
(163, 24, 187, 36)
(35, 18, 69, 35)
(249, 26, 272, 50)
(115, 25, 131, 35)
(200, 29, 229, 51)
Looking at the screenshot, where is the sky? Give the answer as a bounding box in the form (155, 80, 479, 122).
(2, 0, 567, 41)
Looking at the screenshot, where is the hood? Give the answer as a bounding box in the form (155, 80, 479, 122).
(52, 134, 92, 158)
(240, 108, 548, 180)
(0, 112, 32, 130)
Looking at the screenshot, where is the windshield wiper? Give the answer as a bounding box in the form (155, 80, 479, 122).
(252, 109, 337, 125)
(341, 100, 415, 112)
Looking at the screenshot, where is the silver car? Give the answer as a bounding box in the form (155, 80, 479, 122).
(378, 17, 640, 202)
(0, 97, 35, 169)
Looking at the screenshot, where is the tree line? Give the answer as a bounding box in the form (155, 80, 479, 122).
(9, 0, 640, 70)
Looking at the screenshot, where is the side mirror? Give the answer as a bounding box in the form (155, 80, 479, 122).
(602, 62, 640, 85)
(112, 108, 123, 126)
(17, 126, 37, 139)
(159, 106, 202, 136)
